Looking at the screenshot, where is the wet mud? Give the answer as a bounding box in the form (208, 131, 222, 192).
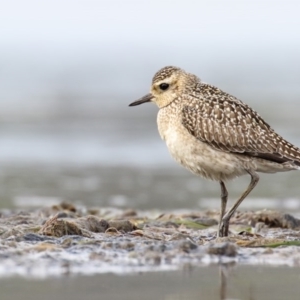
(1, 202, 300, 278)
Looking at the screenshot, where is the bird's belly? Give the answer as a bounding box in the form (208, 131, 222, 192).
(162, 127, 247, 181)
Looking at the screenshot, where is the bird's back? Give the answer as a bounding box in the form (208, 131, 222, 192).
(180, 81, 300, 168)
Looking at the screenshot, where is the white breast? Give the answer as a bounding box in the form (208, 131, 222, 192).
(157, 109, 248, 181)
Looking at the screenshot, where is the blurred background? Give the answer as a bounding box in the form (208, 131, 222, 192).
(1, 0, 300, 211)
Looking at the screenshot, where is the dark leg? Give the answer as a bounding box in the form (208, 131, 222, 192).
(217, 181, 228, 238)
(219, 170, 259, 237)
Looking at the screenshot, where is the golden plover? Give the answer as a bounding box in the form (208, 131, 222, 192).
(129, 66, 300, 237)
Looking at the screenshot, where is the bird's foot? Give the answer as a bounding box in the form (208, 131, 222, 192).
(217, 219, 229, 238)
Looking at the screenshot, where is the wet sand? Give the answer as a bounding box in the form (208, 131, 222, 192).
(2, 163, 300, 212)
(1, 201, 300, 280)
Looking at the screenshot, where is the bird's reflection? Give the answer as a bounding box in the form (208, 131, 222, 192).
(219, 264, 227, 300)
(219, 263, 254, 300)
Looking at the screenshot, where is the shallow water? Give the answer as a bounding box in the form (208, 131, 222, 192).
(1, 265, 300, 300)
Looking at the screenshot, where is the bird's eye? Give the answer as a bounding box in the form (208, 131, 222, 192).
(159, 83, 169, 91)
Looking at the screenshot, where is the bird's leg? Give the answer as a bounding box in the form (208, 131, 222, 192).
(219, 170, 259, 237)
(217, 181, 228, 238)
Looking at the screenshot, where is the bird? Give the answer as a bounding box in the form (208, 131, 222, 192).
(129, 66, 300, 237)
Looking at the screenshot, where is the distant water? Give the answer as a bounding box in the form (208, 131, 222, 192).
(1, 99, 300, 167)
(1, 99, 300, 211)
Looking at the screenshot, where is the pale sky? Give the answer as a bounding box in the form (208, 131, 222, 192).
(0, 0, 300, 116)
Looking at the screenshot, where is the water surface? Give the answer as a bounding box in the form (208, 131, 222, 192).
(1, 266, 299, 300)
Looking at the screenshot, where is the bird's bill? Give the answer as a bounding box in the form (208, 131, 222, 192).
(129, 93, 154, 106)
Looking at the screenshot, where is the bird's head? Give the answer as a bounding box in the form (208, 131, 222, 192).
(129, 66, 199, 108)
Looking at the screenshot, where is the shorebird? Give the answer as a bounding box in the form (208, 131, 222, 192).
(129, 66, 300, 237)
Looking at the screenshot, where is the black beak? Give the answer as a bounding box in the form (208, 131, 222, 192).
(129, 93, 154, 107)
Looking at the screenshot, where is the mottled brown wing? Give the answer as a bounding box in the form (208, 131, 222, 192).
(181, 95, 300, 165)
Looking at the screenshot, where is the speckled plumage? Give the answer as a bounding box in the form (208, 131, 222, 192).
(129, 66, 300, 237)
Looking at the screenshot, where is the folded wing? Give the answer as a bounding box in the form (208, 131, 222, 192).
(181, 89, 300, 166)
